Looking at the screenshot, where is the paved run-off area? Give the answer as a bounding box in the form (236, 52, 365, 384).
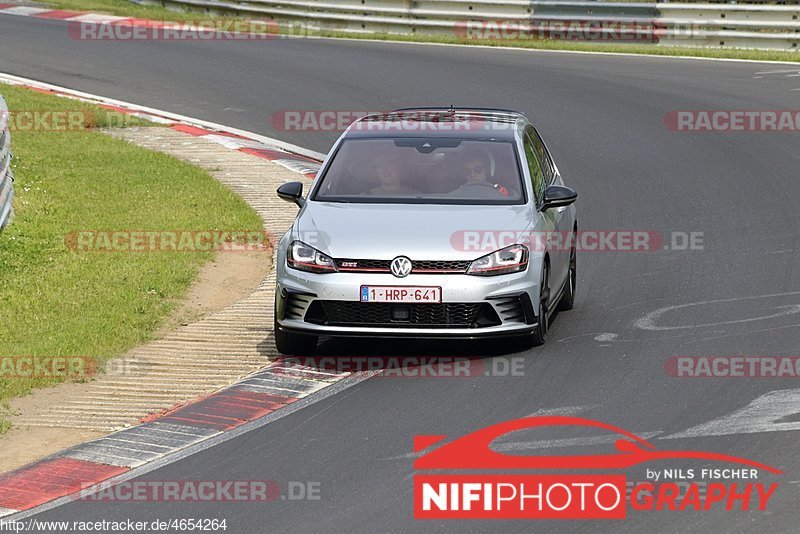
(2, 127, 312, 472)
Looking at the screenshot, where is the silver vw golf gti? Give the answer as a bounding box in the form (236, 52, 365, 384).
(274, 108, 578, 354)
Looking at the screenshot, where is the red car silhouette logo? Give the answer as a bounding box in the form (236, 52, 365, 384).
(414, 416, 782, 474)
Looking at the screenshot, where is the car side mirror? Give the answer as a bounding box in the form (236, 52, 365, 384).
(540, 185, 577, 211)
(277, 181, 305, 207)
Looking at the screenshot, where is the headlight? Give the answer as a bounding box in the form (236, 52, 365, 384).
(467, 244, 528, 276)
(287, 241, 337, 273)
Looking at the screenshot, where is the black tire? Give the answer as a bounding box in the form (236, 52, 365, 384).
(530, 263, 550, 347)
(557, 237, 576, 312)
(274, 319, 318, 355)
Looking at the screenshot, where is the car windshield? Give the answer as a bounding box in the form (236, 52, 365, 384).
(312, 138, 525, 205)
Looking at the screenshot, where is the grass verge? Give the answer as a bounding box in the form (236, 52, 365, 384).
(0, 83, 264, 433)
(38, 0, 800, 63)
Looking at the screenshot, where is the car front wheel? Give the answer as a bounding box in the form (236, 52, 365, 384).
(530, 263, 550, 347)
(557, 237, 576, 312)
(274, 320, 318, 355)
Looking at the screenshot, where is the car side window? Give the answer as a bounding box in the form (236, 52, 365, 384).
(531, 129, 555, 184)
(523, 130, 545, 204)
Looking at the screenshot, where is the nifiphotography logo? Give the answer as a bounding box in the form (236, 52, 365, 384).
(413, 416, 782, 519)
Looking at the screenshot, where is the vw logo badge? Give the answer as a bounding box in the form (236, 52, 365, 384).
(390, 256, 412, 278)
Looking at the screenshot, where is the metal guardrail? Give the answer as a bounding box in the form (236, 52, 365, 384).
(133, 0, 800, 49)
(658, 2, 800, 49)
(0, 93, 13, 231)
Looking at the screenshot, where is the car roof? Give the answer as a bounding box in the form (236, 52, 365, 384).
(342, 107, 527, 141)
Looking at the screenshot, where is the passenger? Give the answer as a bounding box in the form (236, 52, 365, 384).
(370, 153, 420, 196)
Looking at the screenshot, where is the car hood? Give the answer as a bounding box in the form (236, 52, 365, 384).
(294, 202, 535, 260)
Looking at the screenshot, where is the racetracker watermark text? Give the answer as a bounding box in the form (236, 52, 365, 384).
(453, 20, 663, 42)
(271, 110, 497, 132)
(0, 356, 95, 378)
(278, 356, 524, 377)
(73, 480, 320, 502)
(0, 110, 136, 132)
(665, 110, 800, 132)
(64, 230, 273, 253)
(68, 19, 281, 40)
(451, 230, 704, 253)
(666, 356, 800, 378)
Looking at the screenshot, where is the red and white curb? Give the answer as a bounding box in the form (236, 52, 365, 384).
(0, 4, 279, 39)
(0, 73, 338, 517)
(0, 359, 357, 516)
(169, 124, 321, 178)
(0, 72, 325, 178)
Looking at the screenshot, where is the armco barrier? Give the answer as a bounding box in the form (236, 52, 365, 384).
(130, 0, 800, 50)
(0, 93, 12, 231)
(658, 2, 800, 49)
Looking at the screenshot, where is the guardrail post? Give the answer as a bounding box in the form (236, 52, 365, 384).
(0, 93, 13, 232)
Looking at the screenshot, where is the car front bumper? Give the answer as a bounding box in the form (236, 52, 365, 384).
(275, 263, 542, 339)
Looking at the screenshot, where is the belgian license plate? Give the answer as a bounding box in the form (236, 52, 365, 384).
(360, 286, 442, 303)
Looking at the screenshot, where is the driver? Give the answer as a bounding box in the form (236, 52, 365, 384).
(450, 149, 509, 198)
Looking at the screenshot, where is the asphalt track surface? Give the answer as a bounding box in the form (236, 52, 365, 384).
(2, 14, 800, 532)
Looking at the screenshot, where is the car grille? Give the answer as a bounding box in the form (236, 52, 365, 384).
(304, 301, 500, 328)
(334, 259, 471, 274)
(335, 259, 390, 271)
(413, 260, 471, 272)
